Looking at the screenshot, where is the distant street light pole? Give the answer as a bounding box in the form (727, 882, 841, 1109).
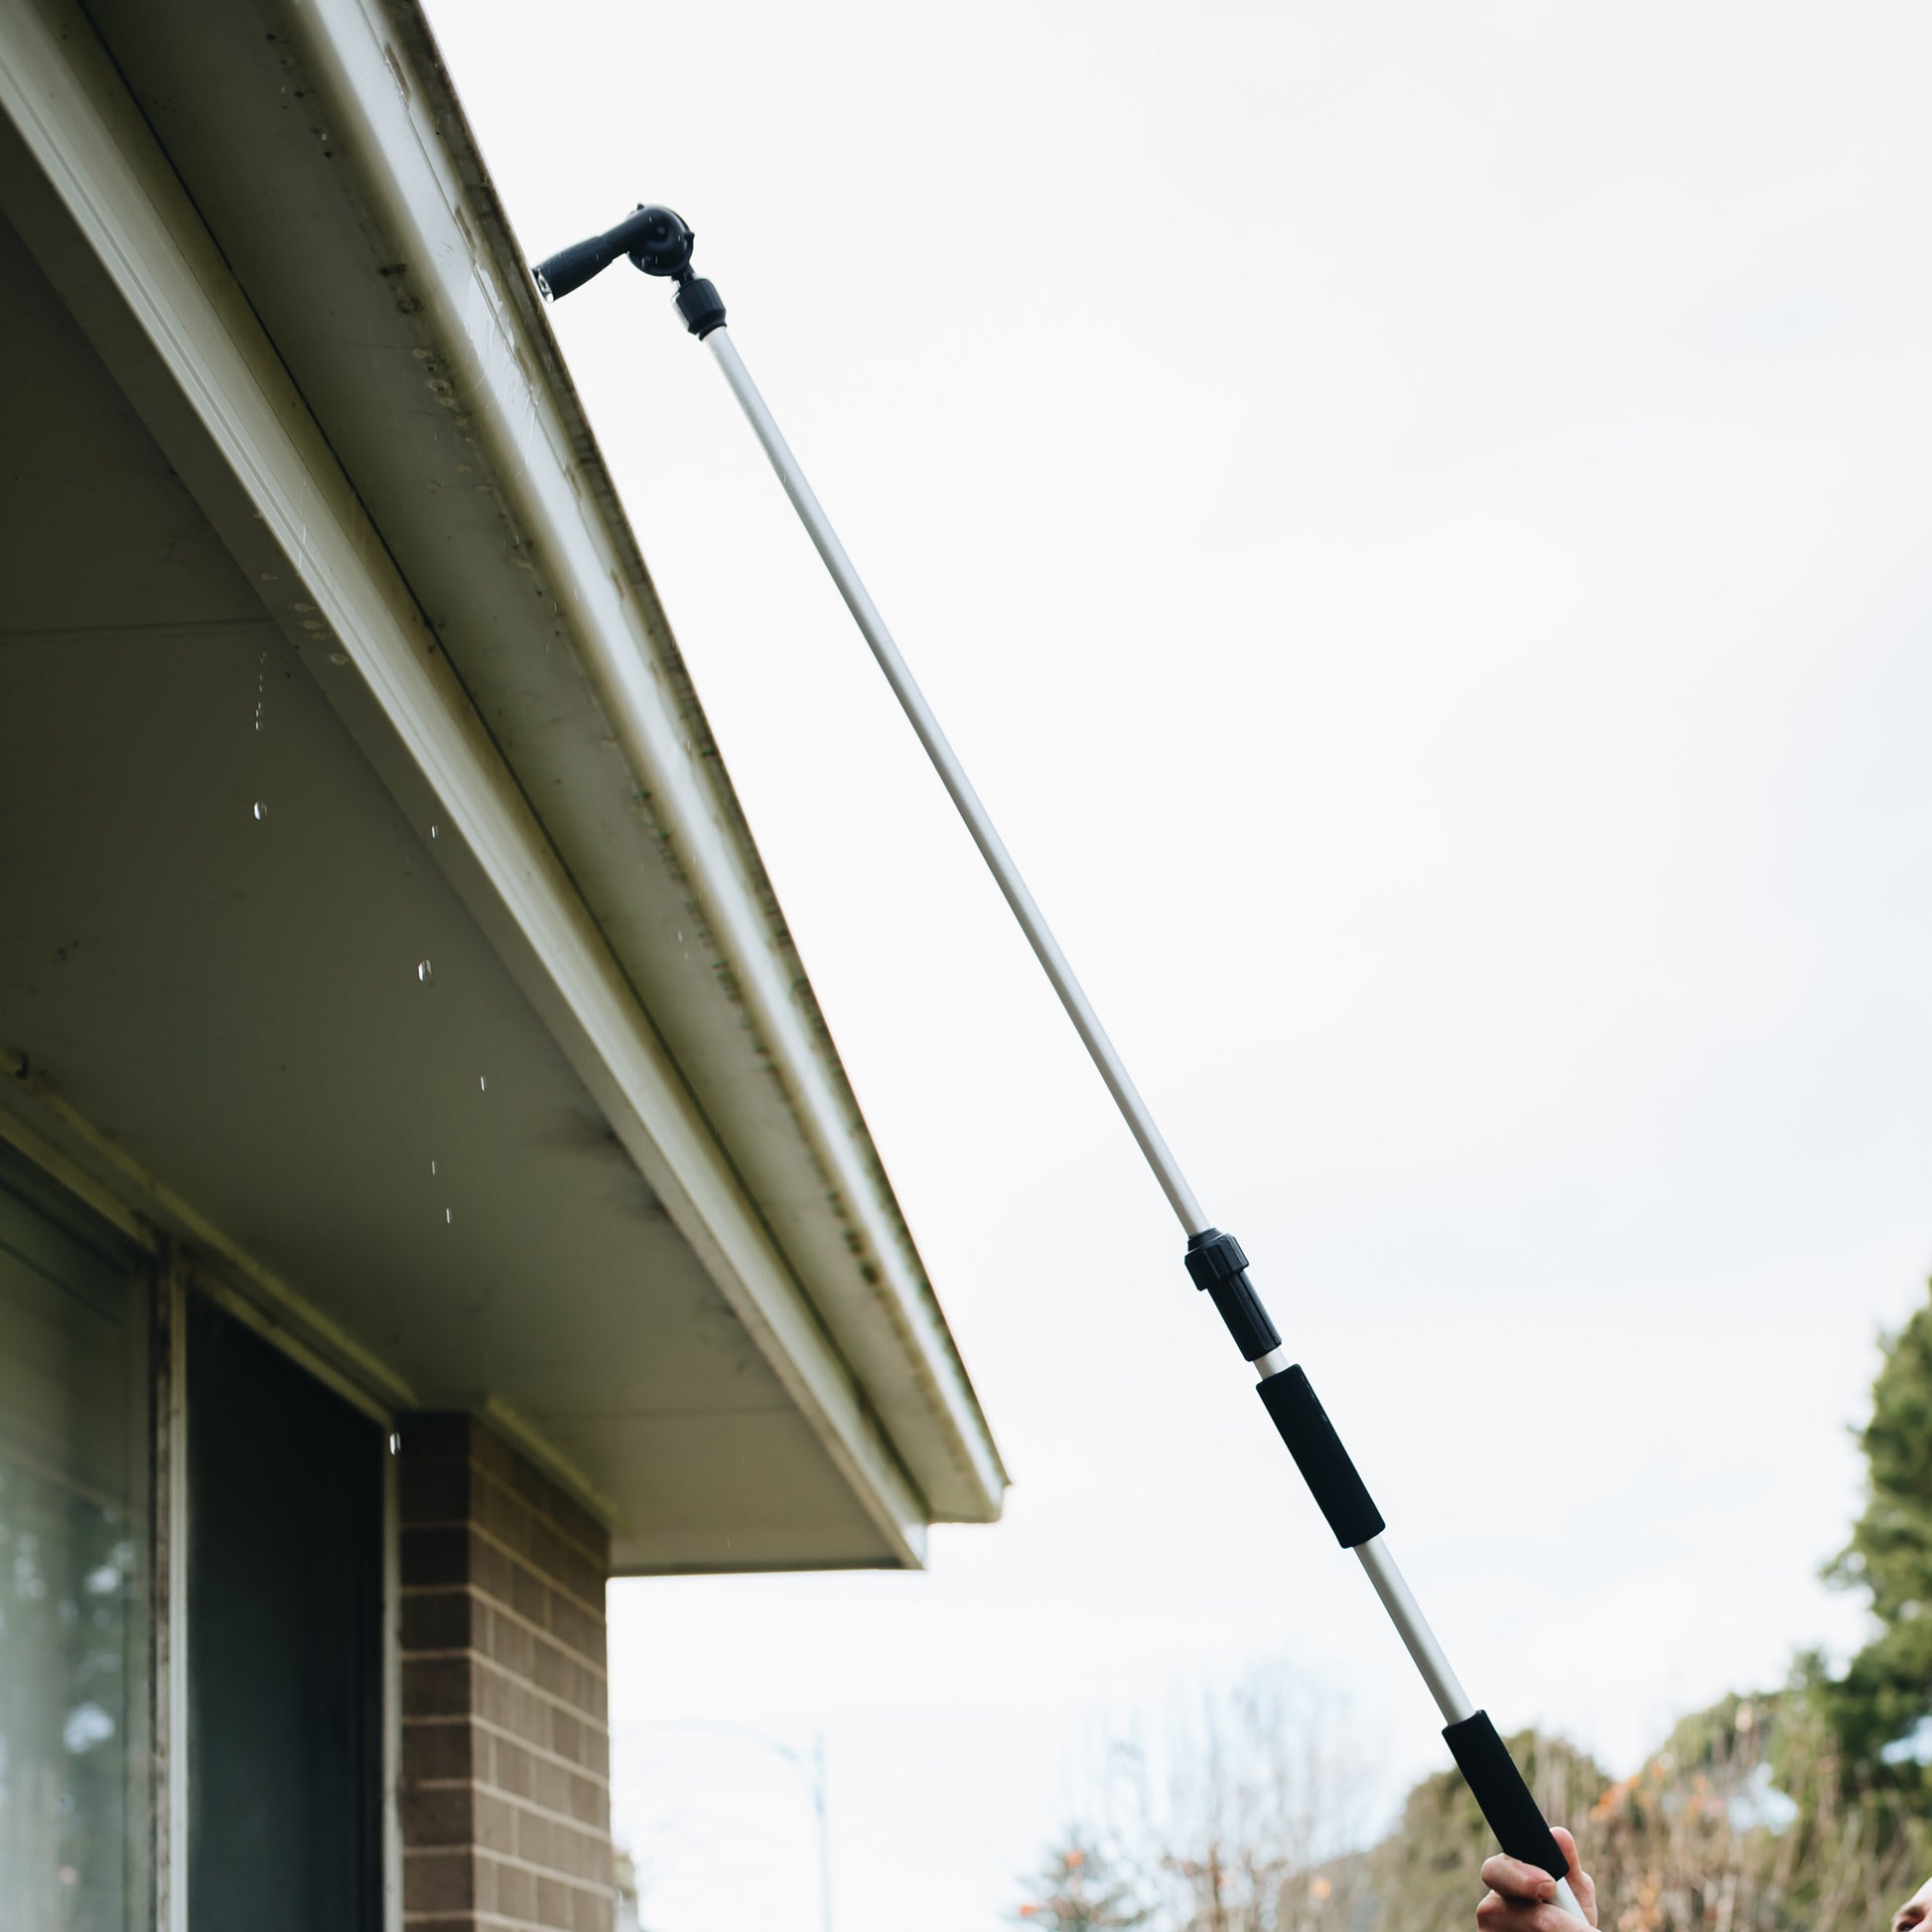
(636, 1721, 833, 1932)
(810, 1730, 833, 1932)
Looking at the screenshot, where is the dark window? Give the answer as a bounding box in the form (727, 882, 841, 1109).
(0, 1145, 148, 1932)
(188, 1296, 382, 1931)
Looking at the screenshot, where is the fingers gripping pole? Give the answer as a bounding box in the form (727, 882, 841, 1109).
(531, 215, 1581, 1915)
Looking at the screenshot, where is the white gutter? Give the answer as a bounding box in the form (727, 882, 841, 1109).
(321, 0, 1007, 1518)
(0, 0, 988, 1562)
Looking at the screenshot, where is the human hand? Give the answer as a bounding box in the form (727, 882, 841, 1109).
(1892, 1874, 1932, 1932)
(1477, 1828, 1597, 1932)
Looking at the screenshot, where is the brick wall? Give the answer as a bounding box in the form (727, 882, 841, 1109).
(398, 1413, 617, 1932)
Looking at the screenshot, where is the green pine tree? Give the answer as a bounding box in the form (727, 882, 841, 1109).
(1821, 1287, 1932, 1800)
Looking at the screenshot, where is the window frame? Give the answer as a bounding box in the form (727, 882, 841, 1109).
(160, 1261, 405, 1932)
(0, 1122, 404, 1932)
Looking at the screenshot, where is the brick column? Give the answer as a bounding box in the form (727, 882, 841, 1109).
(397, 1414, 617, 1932)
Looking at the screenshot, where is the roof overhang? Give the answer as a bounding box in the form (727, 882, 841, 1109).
(0, 0, 1005, 1568)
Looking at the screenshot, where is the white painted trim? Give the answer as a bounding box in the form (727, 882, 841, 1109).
(0, 1058, 156, 1250)
(0, 0, 929, 1565)
(343, 0, 1003, 1519)
(0, 1067, 416, 1418)
(381, 1442, 403, 1932)
(155, 1255, 189, 1932)
(3, 1044, 625, 1532)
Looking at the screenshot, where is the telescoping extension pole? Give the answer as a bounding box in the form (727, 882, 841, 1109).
(535, 207, 1583, 1915)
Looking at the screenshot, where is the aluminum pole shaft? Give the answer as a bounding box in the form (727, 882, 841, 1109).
(532, 195, 1585, 1921)
(1354, 1535, 1473, 1725)
(706, 326, 1208, 1237)
(701, 321, 1586, 1927)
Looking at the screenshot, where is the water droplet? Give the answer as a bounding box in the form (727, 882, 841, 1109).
(430, 1159, 437, 1176)
(416, 960, 432, 983)
(430, 824, 439, 840)
(387, 1431, 401, 1455)
(479, 1075, 486, 1093)
(252, 801, 265, 821)
(445, 1207, 453, 1224)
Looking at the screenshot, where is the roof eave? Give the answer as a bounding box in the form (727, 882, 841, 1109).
(20, 0, 1006, 1525)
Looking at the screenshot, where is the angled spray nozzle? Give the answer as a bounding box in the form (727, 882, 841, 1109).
(531, 205, 725, 336)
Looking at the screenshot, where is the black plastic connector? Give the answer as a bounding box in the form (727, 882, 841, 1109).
(1184, 1229, 1281, 1360)
(1256, 1365, 1386, 1548)
(1443, 1711, 1570, 1882)
(674, 276, 728, 339)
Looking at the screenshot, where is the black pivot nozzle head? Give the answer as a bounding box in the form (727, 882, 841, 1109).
(623, 206, 696, 279)
(532, 204, 695, 301)
(626, 206, 727, 338)
(532, 202, 726, 338)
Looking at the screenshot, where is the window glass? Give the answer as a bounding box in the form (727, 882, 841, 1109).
(0, 1149, 149, 1932)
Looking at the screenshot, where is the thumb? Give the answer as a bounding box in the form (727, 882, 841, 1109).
(1550, 1828, 1596, 1928)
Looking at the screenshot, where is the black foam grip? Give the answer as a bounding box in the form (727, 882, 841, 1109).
(1443, 1711, 1569, 1882)
(1255, 1366, 1385, 1548)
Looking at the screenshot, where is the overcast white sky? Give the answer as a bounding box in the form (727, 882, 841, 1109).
(423, 5, 1932, 1927)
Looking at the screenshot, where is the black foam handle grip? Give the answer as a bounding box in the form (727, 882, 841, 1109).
(1443, 1711, 1570, 1882)
(1256, 1366, 1385, 1548)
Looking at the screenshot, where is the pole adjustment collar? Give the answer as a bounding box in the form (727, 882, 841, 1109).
(1184, 1228, 1282, 1360)
(675, 276, 727, 339)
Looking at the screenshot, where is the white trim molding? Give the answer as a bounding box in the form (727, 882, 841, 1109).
(0, 0, 945, 1564)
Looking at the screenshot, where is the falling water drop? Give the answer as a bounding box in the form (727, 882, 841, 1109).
(416, 960, 432, 983)
(430, 1159, 437, 1176)
(252, 801, 265, 822)
(445, 1207, 453, 1225)
(430, 824, 439, 840)
(479, 1075, 486, 1093)
(387, 1431, 401, 1455)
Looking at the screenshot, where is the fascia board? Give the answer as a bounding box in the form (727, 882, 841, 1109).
(342, 0, 1007, 1519)
(224, 0, 1007, 1516)
(0, 0, 932, 1565)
